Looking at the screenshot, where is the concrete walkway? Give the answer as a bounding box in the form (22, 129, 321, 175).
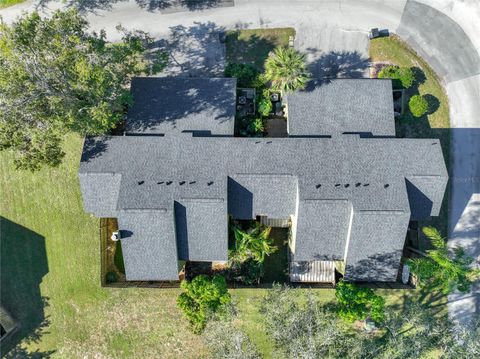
(1, 0, 479, 324)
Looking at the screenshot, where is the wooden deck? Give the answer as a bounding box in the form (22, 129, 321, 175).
(289, 260, 336, 284)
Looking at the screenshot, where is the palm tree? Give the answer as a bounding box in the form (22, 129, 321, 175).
(264, 47, 309, 92)
(407, 226, 480, 294)
(230, 223, 277, 264)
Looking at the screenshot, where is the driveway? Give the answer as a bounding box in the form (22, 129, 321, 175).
(2, 0, 479, 324)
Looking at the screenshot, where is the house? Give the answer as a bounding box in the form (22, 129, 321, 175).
(79, 77, 448, 284)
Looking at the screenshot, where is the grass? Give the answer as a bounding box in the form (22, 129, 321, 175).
(225, 28, 296, 70)
(0, 0, 25, 8)
(369, 34, 451, 236)
(0, 134, 206, 358)
(0, 34, 451, 357)
(0, 132, 446, 357)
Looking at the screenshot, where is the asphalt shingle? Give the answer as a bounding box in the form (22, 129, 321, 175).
(286, 79, 395, 137)
(126, 77, 236, 136)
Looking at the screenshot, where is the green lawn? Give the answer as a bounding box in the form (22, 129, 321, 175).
(369, 35, 451, 236)
(1, 135, 445, 358)
(0, 0, 25, 8)
(225, 28, 296, 70)
(0, 134, 206, 358)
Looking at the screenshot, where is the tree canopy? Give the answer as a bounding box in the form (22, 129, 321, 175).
(177, 275, 231, 333)
(407, 226, 480, 294)
(335, 280, 385, 323)
(264, 47, 309, 92)
(0, 10, 167, 170)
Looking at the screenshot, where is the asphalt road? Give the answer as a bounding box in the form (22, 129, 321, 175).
(1, 0, 479, 324)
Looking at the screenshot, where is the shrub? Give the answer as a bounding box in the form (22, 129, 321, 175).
(335, 280, 385, 323)
(224, 63, 260, 88)
(378, 65, 415, 88)
(177, 275, 231, 333)
(248, 118, 265, 136)
(408, 95, 429, 117)
(257, 98, 272, 117)
(105, 271, 117, 284)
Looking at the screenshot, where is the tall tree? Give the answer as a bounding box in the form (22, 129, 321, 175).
(407, 226, 480, 294)
(0, 10, 167, 170)
(264, 47, 309, 92)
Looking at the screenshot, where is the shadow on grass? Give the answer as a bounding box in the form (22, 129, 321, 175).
(0, 217, 53, 358)
(225, 31, 277, 70)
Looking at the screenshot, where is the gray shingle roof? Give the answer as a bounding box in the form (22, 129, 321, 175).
(294, 200, 352, 261)
(126, 77, 236, 136)
(286, 79, 395, 137)
(228, 174, 297, 220)
(79, 135, 447, 282)
(175, 199, 228, 261)
(118, 208, 179, 281)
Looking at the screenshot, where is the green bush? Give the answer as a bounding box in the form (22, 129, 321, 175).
(248, 118, 265, 136)
(105, 271, 117, 284)
(177, 275, 231, 333)
(378, 65, 415, 88)
(256, 89, 272, 117)
(408, 95, 429, 117)
(224, 63, 260, 88)
(335, 280, 385, 323)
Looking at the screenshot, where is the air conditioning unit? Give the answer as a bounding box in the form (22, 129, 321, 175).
(111, 231, 121, 242)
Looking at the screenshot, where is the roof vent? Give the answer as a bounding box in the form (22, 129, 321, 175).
(166, 181, 173, 185)
(344, 184, 350, 188)
(138, 181, 144, 185)
(189, 181, 196, 184)
(335, 184, 341, 187)
(266, 141, 272, 144)
(316, 184, 321, 189)
(355, 183, 361, 187)
(255, 141, 261, 144)
(157, 181, 164, 185)
(180, 181, 186, 185)
(363, 183, 370, 187)
(207, 181, 214, 186)
(384, 184, 390, 188)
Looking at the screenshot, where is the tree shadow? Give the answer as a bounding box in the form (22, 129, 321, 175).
(344, 251, 403, 282)
(424, 94, 440, 115)
(80, 137, 109, 162)
(225, 31, 278, 70)
(36, 0, 234, 14)
(306, 50, 370, 79)
(411, 66, 426, 87)
(0, 217, 53, 357)
(163, 21, 227, 77)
